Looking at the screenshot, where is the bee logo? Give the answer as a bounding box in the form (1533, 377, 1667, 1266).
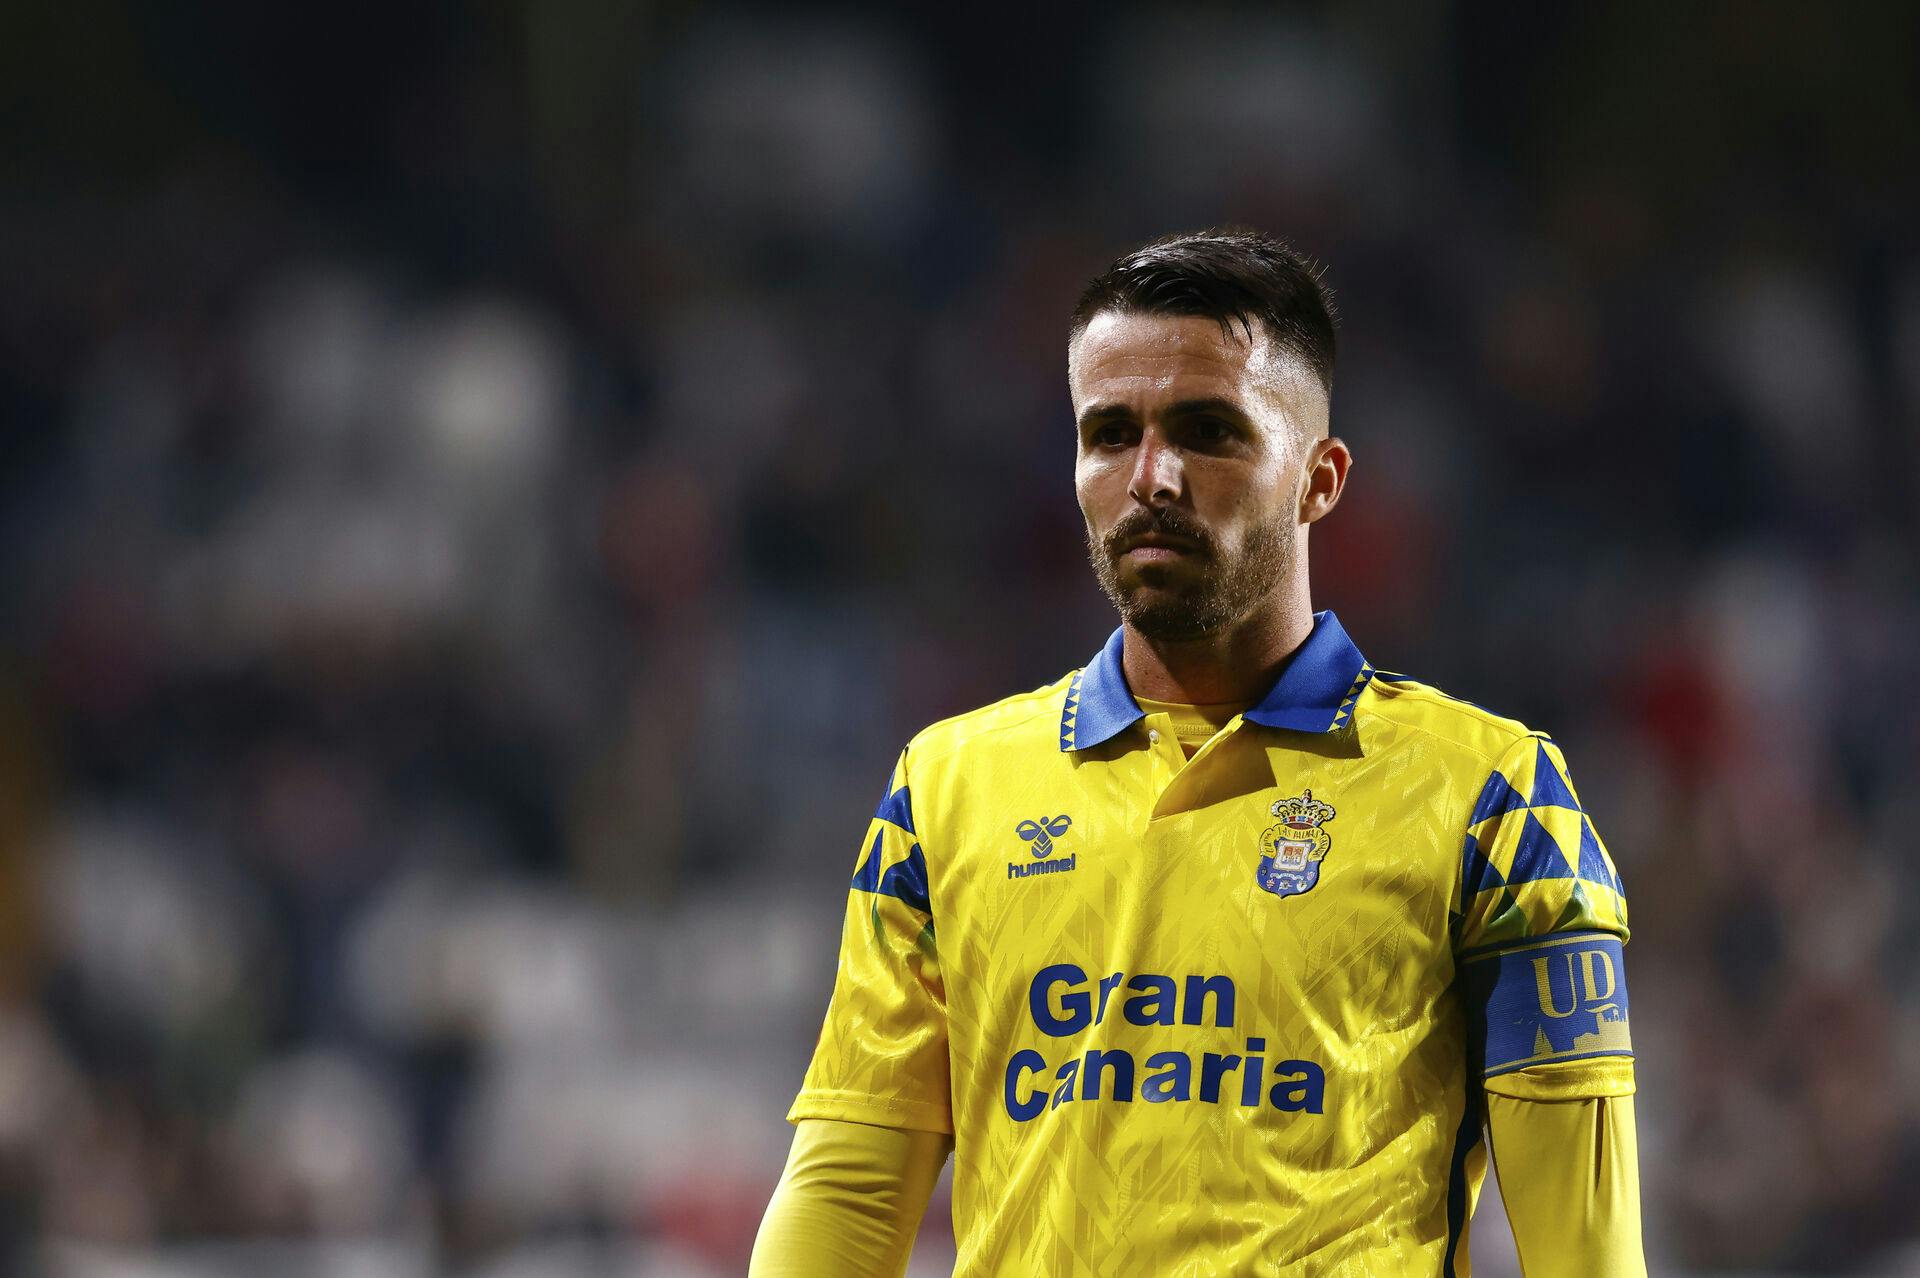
(1015, 815, 1073, 859)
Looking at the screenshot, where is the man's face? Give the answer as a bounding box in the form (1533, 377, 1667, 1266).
(1070, 311, 1330, 642)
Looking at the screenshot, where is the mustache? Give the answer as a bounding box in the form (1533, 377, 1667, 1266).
(1101, 508, 1215, 557)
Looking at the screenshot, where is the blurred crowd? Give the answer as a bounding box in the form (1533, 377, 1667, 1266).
(2, 3, 1918, 1275)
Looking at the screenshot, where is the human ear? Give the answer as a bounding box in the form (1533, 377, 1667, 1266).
(1299, 437, 1351, 525)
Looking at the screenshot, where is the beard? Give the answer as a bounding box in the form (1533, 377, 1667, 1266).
(1087, 506, 1295, 642)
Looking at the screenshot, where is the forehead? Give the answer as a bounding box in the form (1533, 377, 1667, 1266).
(1068, 311, 1290, 412)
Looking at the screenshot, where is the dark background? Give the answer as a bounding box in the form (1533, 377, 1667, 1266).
(3, 2, 1917, 1274)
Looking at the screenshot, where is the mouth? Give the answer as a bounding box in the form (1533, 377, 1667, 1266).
(1119, 535, 1204, 562)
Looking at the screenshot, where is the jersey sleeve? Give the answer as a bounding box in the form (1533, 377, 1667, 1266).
(1487, 1093, 1646, 1277)
(1455, 733, 1635, 1100)
(750, 1118, 951, 1278)
(788, 748, 953, 1134)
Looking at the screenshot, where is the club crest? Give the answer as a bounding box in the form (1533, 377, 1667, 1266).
(1257, 790, 1335, 899)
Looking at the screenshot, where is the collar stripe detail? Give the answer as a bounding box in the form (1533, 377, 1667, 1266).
(1060, 669, 1084, 751)
(1328, 663, 1374, 732)
(1059, 611, 1371, 752)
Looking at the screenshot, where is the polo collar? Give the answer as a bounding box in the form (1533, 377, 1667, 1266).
(1059, 610, 1372, 752)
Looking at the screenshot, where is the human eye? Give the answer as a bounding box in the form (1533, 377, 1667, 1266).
(1090, 421, 1136, 448)
(1185, 416, 1235, 446)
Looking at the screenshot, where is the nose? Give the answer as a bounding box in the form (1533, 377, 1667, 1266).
(1127, 432, 1183, 507)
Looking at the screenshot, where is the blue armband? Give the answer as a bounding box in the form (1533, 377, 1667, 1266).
(1462, 932, 1632, 1078)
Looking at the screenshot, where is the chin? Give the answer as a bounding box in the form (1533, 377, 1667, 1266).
(1115, 577, 1189, 611)
(1124, 608, 1225, 644)
(1118, 591, 1229, 643)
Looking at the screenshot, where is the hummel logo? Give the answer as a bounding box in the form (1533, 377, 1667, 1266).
(1010, 815, 1076, 881)
(1015, 815, 1073, 858)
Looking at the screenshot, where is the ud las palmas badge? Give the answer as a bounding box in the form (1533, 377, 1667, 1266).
(1257, 790, 1336, 898)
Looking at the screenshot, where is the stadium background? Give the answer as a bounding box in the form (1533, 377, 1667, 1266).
(3, 2, 1918, 1274)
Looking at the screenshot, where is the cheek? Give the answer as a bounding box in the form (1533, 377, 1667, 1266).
(1194, 463, 1291, 544)
(1189, 461, 1260, 516)
(1074, 458, 1119, 522)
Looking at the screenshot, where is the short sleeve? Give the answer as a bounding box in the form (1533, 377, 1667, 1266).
(1455, 734, 1635, 1099)
(789, 748, 953, 1133)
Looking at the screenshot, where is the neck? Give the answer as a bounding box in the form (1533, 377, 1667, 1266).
(1120, 591, 1316, 705)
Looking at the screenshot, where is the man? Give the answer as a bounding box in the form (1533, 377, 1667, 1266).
(752, 229, 1644, 1275)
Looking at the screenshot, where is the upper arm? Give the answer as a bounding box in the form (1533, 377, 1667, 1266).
(751, 1118, 952, 1278)
(1486, 1093, 1646, 1277)
(789, 748, 953, 1133)
(1456, 734, 1635, 1098)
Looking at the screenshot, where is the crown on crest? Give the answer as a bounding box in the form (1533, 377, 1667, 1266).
(1270, 790, 1336, 828)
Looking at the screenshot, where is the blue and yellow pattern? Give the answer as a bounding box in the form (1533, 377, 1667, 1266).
(792, 612, 1634, 1276)
(1458, 736, 1627, 943)
(1463, 932, 1631, 1077)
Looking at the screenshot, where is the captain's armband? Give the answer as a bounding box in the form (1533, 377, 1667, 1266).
(1462, 932, 1632, 1079)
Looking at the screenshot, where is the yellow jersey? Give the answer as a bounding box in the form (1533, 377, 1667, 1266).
(790, 611, 1634, 1276)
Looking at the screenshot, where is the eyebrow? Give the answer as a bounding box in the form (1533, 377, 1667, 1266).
(1076, 397, 1249, 429)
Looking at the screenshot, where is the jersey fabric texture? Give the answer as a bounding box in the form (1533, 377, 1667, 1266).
(790, 611, 1635, 1276)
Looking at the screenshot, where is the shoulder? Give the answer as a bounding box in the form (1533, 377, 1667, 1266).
(901, 672, 1076, 773)
(1359, 670, 1542, 771)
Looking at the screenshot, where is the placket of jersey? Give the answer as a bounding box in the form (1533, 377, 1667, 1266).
(1146, 714, 1250, 821)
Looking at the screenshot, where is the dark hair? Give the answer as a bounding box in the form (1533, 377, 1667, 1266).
(1069, 227, 1337, 394)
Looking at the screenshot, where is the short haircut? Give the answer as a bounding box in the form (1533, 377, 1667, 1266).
(1069, 227, 1337, 395)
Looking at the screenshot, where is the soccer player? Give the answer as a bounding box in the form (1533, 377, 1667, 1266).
(751, 229, 1644, 1275)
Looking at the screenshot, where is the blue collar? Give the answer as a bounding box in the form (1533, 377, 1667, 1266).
(1059, 610, 1372, 751)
